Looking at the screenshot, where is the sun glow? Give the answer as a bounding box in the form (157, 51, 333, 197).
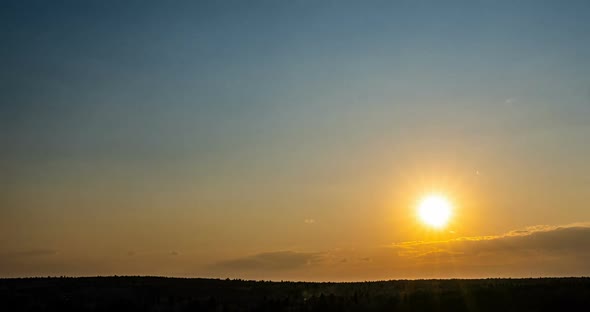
(418, 194, 452, 229)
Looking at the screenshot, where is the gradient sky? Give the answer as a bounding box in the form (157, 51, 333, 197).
(2, 0, 590, 280)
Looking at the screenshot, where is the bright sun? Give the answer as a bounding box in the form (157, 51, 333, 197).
(418, 194, 452, 229)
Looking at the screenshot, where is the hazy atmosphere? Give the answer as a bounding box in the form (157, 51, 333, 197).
(2, 0, 590, 281)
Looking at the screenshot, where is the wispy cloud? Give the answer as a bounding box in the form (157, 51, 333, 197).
(3, 224, 590, 279)
(209, 223, 590, 279)
(390, 223, 590, 270)
(1, 249, 59, 258)
(215, 251, 323, 271)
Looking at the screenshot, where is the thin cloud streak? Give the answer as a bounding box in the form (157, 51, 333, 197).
(214, 251, 324, 272)
(391, 223, 590, 257)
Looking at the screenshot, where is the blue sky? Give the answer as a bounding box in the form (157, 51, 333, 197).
(1, 0, 590, 279)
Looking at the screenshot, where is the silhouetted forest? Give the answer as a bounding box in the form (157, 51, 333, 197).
(1, 277, 590, 311)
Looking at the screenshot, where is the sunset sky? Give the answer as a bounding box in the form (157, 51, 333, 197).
(2, 0, 590, 281)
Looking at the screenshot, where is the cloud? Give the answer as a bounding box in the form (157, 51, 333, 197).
(206, 224, 590, 280)
(215, 251, 323, 271)
(393, 223, 590, 255)
(390, 224, 590, 273)
(304, 219, 315, 224)
(0, 249, 59, 259)
(3, 224, 590, 280)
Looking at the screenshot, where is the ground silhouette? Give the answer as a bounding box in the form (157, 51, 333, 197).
(1, 276, 589, 311)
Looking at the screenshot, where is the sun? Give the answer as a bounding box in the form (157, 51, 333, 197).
(417, 194, 452, 229)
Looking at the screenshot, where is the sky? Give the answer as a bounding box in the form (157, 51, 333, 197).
(1, 0, 590, 280)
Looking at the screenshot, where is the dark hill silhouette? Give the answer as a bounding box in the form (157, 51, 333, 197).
(1, 276, 589, 311)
